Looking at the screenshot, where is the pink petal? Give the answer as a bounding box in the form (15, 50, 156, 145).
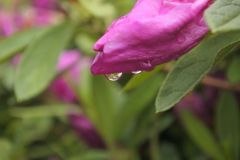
(92, 0, 210, 74)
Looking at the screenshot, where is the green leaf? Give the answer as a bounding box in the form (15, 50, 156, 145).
(216, 91, 240, 160)
(111, 0, 137, 15)
(14, 22, 76, 101)
(77, 67, 97, 122)
(181, 110, 224, 160)
(0, 139, 11, 160)
(121, 65, 164, 92)
(70, 150, 109, 160)
(192, 154, 208, 160)
(156, 31, 240, 112)
(78, 0, 116, 25)
(75, 33, 96, 56)
(0, 28, 40, 64)
(10, 118, 52, 160)
(116, 73, 165, 138)
(160, 142, 181, 160)
(125, 103, 157, 149)
(0, 62, 15, 90)
(91, 75, 120, 146)
(214, 42, 240, 65)
(9, 104, 77, 118)
(205, 0, 240, 32)
(227, 56, 240, 84)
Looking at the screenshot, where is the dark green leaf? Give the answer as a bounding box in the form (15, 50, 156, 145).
(181, 110, 224, 160)
(0, 28, 40, 64)
(70, 150, 109, 160)
(10, 118, 52, 159)
(205, 0, 240, 32)
(216, 91, 240, 160)
(14, 21, 76, 101)
(156, 31, 240, 112)
(160, 142, 181, 160)
(214, 42, 240, 65)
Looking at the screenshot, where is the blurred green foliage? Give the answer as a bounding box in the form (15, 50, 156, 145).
(0, 0, 239, 160)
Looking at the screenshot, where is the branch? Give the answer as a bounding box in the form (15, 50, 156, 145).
(162, 65, 240, 92)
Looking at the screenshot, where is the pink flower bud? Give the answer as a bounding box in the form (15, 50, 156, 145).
(48, 50, 81, 103)
(174, 92, 212, 125)
(91, 0, 211, 74)
(49, 50, 92, 103)
(68, 113, 105, 148)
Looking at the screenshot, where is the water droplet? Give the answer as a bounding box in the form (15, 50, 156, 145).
(196, 16, 205, 26)
(148, 61, 152, 66)
(132, 71, 142, 74)
(105, 72, 122, 81)
(177, 33, 186, 44)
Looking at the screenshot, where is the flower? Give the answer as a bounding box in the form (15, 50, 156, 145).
(0, 9, 21, 36)
(13, 50, 92, 103)
(48, 50, 81, 103)
(91, 0, 210, 74)
(68, 112, 105, 148)
(174, 92, 212, 125)
(48, 50, 92, 103)
(0, 0, 63, 36)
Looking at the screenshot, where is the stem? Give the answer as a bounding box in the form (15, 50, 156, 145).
(150, 136, 161, 160)
(163, 65, 240, 92)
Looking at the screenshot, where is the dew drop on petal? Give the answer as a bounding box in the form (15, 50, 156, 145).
(132, 70, 142, 74)
(196, 11, 206, 26)
(148, 61, 152, 67)
(196, 16, 205, 26)
(177, 33, 186, 44)
(104, 72, 122, 81)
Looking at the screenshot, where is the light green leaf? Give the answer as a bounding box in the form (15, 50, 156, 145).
(156, 31, 240, 112)
(0, 28, 40, 64)
(9, 104, 77, 118)
(14, 22, 76, 101)
(78, 0, 116, 25)
(116, 73, 164, 138)
(0, 62, 15, 90)
(77, 67, 97, 122)
(111, 0, 137, 15)
(0, 139, 11, 160)
(205, 0, 240, 32)
(91, 75, 120, 146)
(122, 65, 164, 92)
(227, 56, 240, 84)
(181, 110, 224, 160)
(75, 33, 96, 56)
(216, 91, 240, 160)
